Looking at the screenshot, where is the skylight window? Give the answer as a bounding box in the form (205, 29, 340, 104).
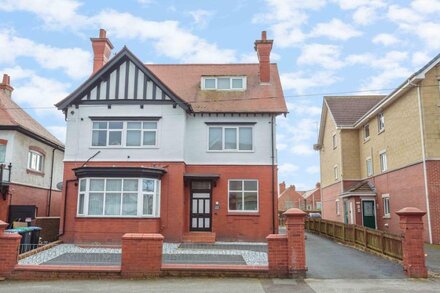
(202, 76, 246, 90)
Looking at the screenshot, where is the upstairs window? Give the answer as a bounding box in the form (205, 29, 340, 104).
(202, 76, 246, 90)
(28, 150, 44, 172)
(332, 133, 337, 149)
(364, 124, 370, 140)
(366, 157, 373, 176)
(377, 113, 385, 133)
(0, 143, 6, 163)
(92, 121, 158, 147)
(208, 126, 253, 151)
(334, 165, 339, 180)
(380, 151, 388, 172)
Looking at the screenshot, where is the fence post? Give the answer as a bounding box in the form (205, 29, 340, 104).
(284, 208, 307, 275)
(121, 233, 164, 278)
(0, 221, 21, 279)
(363, 227, 368, 249)
(396, 207, 427, 278)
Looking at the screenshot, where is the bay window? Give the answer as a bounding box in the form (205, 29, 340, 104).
(208, 126, 253, 151)
(228, 179, 258, 212)
(77, 178, 160, 217)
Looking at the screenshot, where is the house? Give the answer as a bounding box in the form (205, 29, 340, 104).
(0, 74, 65, 223)
(278, 182, 305, 211)
(314, 53, 440, 244)
(55, 29, 287, 243)
(302, 183, 321, 211)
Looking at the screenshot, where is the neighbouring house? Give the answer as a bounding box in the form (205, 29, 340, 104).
(278, 182, 304, 211)
(314, 53, 440, 244)
(0, 74, 65, 222)
(55, 29, 287, 243)
(303, 183, 321, 211)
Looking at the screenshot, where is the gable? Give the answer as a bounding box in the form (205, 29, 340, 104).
(56, 47, 190, 112)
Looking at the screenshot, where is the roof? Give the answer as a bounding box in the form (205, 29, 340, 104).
(146, 63, 287, 113)
(325, 95, 384, 127)
(0, 91, 64, 149)
(340, 180, 376, 197)
(302, 187, 319, 199)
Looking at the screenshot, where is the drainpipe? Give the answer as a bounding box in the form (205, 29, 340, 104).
(46, 147, 56, 216)
(416, 83, 433, 244)
(270, 115, 276, 234)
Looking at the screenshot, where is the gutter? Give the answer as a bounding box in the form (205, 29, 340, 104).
(271, 114, 276, 234)
(415, 83, 433, 244)
(46, 147, 56, 216)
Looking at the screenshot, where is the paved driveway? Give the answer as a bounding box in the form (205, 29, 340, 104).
(425, 244, 440, 274)
(305, 232, 406, 279)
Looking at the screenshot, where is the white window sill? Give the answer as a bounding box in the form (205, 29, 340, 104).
(378, 129, 385, 135)
(383, 215, 391, 219)
(207, 150, 254, 153)
(89, 146, 159, 149)
(76, 215, 160, 219)
(363, 137, 370, 143)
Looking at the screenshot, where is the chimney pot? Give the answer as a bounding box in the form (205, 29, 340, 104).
(254, 30, 273, 83)
(279, 181, 286, 194)
(0, 73, 13, 97)
(91, 28, 114, 75)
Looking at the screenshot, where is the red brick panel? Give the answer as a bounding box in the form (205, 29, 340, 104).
(284, 208, 307, 273)
(0, 221, 21, 278)
(121, 233, 163, 278)
(266, 234, 288, 277)
(396, 207, 427, 278)
(426, 161, 440, 244)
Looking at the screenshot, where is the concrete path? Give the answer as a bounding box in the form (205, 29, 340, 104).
(1, 278, 439, 293)
(425, 243, 440, 274)
(305, 232, 406, 279)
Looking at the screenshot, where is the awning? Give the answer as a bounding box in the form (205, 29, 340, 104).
(183, 173, 220, 186)
(340, 180, 376, 198)
(73, 166, 167, 179)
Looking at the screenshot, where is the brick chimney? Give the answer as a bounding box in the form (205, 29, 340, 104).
(0, 74, 13, 98)
(279, 181, 286, 194)
(91, 29, 114, 74)
(254, 31, 273, 83)
(315, 182, 321, 189)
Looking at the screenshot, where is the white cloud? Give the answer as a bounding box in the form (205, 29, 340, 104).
(278, 163, 299, 174)
(278, 117, 319, 142)
(412, 52, 431, 67)
(286, 102, 321, 116)
(188, 9, 215, 28)
(332, 0, 387, 25)
(310, 19, 362, 40)
(372, 33, 399, 46)
(352, 6, 376, 25)
(297, 44, 345, 69)
(47, 126, 66, 143)
(290, 144, 314, 155)
(0, 0, 89, 30)
(281, 71, 340, 94)
(0, 29, 91, 79)
(306, 166, 320, 174)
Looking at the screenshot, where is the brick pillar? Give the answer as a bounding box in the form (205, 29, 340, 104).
(396, 207, 427, 278)
(284, 208, 307, 274)
(0, 221, 21, 278)
(121, 233, 163, 278)
(266, 234, 289, 277)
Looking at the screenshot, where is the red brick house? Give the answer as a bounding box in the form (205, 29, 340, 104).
(303, 183, 321, 211)
(0, 75, 64, 222)
(56, 30, 287, 243)
(277, 182, 304, 212)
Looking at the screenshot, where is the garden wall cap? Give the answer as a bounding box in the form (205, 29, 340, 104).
(0, 220, 8, 230)
(396, 207, 426, 216)
(283, 208, 307, 216)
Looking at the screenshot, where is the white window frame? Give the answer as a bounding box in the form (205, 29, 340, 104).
(377, 113, 385, 133)
(382, 194, 390, 218)
(379, 150, 388, 173)
(201, 76, 247, 91)
(77, 177, 161, 218)
(207, 126, 254, 152)
(0, 144, 6, 163)
(334, 165, 339, 180)
(366, 156, 373, 177)
(27, 150, 44, 172)
(91, 121, 159, 148)
(364, 124, 370, 141)
(332, 133, 337, 149)
(336, 199, 340, 215)
(228, 179, 259, 212)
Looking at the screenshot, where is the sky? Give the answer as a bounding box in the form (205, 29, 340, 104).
(0, 0, 439, 191)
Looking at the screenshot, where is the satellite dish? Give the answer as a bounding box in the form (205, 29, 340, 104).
(56, 182, 63, 190)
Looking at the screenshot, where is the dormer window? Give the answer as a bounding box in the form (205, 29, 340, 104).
(202, 76, 246, 91)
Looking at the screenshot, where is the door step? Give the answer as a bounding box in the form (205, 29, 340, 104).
(182, 232, 216, 244)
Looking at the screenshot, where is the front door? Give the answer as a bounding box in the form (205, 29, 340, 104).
(343, 201, 349, 224)
(190, 181, 212, 231)
(362, 200, 376, 229)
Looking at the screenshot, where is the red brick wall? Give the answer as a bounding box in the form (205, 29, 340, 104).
(121, 233, 163, 277)
(0, 193, 10, 222)
(321, 182, 343, 222)
(278, 186, 303, 211)
(426, 160, 440, 244)
(186, 165, 276, 241)
(0, 222, 21, 278)
(9, 183, 62, 217)
(61, 162, 276, 243)
(267, 234, 288, 277)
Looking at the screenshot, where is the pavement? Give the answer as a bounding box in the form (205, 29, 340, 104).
(425, 243, 440, 274)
